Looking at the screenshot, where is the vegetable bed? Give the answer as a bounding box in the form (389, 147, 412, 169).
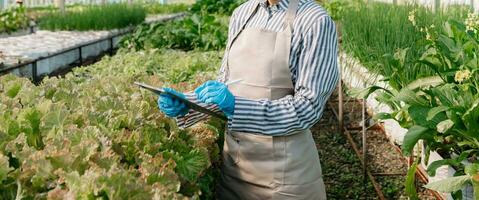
(326, 0, 479, 198)
(0, 0, 243, 198)
(38, 4, 146, 31)
(0, 49, 225, 199)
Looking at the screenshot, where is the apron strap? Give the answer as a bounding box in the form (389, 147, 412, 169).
(282, 0, 299, 33)
(228, 0, 299, 53)
(225, 1, 260, 82)
(226, 0, 300, 82)
(227, 2, 260, 53)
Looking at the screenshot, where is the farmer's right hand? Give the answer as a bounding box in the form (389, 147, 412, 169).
(157, 88, 189, 117)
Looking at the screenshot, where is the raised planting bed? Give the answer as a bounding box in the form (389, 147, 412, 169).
(0, 49, 224, 199)
(0, 13, 184, 82)
(37, 4, 147, 31)
(0, 27, 34, 38)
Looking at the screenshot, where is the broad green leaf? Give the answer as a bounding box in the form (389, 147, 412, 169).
(427, 159, 455, 177)
(374, 91, 398, 110)
(405, 162, 419, 200)
(436, 119, 454, 133)
(462, 99, 479, 131)
(451, 190, 463, 200)
(448, 19, 467, 32)
(348, 86, 387, 99)
(402, 125, 431, 156)
(431, 84, 460, 107)
(428, 150, 473, 176)
(427, 106, 449, 121)
(424, 175, 471, 193)
(374, 112, 393, 120)
(406, 76, 444, 90)
(409, 105, 447, 129)
(438, 35, 460, 54)
(395, 88, 428, 106)
(419, 54, 442, 71)
(466, 163, 479, 176)
(443, 21, 454, 38)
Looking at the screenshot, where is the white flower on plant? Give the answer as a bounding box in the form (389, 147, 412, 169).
(455, 69, 472, 83)
(418, 25, 434, 41)
(437, 119, 454, 133)
(408, 10, 417, 27)
(465, 12, 479, 34)
(426, 30, 432, 41)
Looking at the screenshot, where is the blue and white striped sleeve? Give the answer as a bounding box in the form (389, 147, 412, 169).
(175, 11, 238, 128)
(227, 16, 339, 136)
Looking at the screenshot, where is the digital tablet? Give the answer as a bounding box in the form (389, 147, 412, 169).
(134, 82, 227, 120)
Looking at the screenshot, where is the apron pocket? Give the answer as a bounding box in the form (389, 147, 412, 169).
(224, 133, 241, 165)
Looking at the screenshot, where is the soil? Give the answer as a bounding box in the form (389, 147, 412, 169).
(312, 90, 438, 200)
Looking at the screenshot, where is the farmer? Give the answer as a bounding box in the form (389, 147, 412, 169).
(157, 0, 339, 199)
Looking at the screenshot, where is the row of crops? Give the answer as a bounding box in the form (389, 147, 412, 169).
(3, 0, 479, 198)
(324, 0, 479, 198)
(0, 2, 191, 33)
(0, 0, 240, 199)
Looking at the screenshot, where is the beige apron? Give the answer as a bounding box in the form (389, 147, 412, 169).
(217, 0, 326, 199)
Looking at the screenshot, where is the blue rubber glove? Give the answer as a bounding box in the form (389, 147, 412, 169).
(157, 88, 189, 117)
(194, 80, 235, 117)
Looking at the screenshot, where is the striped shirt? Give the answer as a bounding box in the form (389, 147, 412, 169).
(177, 0, 339, 136)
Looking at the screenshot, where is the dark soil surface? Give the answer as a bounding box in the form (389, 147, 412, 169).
(312, 90, 437, 200)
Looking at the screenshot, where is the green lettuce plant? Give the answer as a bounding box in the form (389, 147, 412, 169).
(0, 49, 223, 199)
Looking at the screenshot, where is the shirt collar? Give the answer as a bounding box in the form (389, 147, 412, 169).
(256, 0, 310, 11)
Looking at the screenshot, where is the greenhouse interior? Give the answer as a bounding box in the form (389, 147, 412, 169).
(1, 0, 479, 199)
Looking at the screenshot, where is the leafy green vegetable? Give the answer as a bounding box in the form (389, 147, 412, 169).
(0, 6, 29, 34)
(402, 125, 431, 156)
(0, 48, 224, 199)
(424, 175, 471, 193)
(123, 13, 228, 51)
(349, 6, 479, 197)
(427, 150, 473, 176)
(6, 82, 21, 98)
(0, 153, 12, 182)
